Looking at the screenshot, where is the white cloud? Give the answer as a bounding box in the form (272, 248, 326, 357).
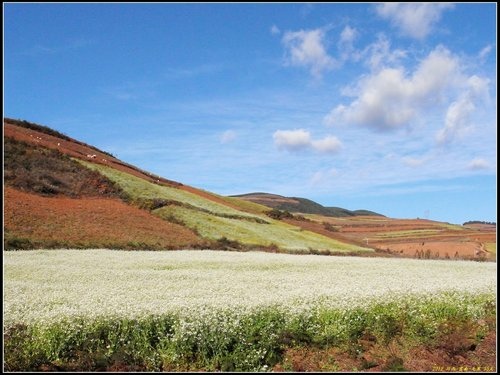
(273, 129, 342, 154)
(282, 28, 336, 79)
(339, 25, 357, 45)
(376, 3, 454, 40)
(312, 136, 343, 153)
(362, 34, 407, 71)
(467, 75, 490, 98)
(338, 25, 358, 62)
(478, 45, 493, 62)
(436, 96, 475, 144)
(220, 130, 237, 144)
(273, 129, 312, 151)
(467, 158, 490, 171)
(328, 67, 416, 130)
(436, 75, 490, 144)
(411, 47, 459, 98)
(270, 25, 281, 35)
(324, 46, 476, 131)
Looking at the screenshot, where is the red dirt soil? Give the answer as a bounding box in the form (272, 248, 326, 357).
(4, 187, 202, 249)
(274, 330, 496, 372)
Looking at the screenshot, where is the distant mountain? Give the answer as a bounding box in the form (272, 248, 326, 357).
(231, 193, 384, 217)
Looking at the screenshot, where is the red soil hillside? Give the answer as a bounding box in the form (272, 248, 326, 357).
(4, 119, 247, 213)
(4, 118, 495, 259)
(4, 187, 202, 249)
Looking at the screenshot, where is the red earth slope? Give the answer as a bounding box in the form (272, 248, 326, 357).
(4, 187, 202, 249)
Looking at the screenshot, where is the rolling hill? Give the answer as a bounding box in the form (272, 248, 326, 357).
(5, 118, 495, 260)
(3, 118, 372, 254)
(231, 192, 384, 217)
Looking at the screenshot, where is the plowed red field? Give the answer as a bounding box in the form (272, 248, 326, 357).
(4, 187, 202, 249)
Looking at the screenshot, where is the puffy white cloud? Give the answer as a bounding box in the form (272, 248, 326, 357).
(467, 158, 490, 171)
(282, 28, 336, 79)
(273, 129, 312, 151)
(324, 46, 490, 134)
(220, 130, 237, 144)
(376, 3, 454, 40)
(412, 47, 460, 99)
(325, 67, 416, 130)
(273, 129, 342, 154)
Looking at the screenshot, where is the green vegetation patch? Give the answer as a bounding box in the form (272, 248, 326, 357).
(438, 223, 466, 231)
(4, 292, 495, 372)
(155, 205, 368, 252)
(221, 196, 270, 214)
(374, 229, 443, 239)
(485, 243, 496, 259)
(78, 161, 262, 219)
(79, 161, 368, 252)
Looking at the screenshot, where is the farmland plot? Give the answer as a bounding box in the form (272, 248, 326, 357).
(78, 161, 368, 253)
(4, 250, 496, 371)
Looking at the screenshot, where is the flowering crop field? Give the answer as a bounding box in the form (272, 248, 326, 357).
(4, 250, 496, 371)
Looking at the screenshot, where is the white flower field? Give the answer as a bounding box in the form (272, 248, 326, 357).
(3, 249, 497, 371)
(4, 249, 496, 324)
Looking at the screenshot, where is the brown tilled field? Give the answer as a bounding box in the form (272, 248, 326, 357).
(287, 215, 496, 260)
(4, 187, 202, 249)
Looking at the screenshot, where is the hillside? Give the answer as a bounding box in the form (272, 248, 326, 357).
(3, 118, 371, 254)
(231, 192, 384, 217)
(5, 118, 495, 260)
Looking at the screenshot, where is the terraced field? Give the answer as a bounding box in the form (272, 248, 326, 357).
(80, 161, 370, 253)
(301, 215, 496, 260)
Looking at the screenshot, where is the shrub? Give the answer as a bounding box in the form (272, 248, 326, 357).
(266, 209, 293, 220)
(323, 222, 338, 232)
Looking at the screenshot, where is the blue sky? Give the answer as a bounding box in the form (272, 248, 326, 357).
(4, 3, 497, 224)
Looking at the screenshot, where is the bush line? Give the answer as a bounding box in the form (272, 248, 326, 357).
(4, 292, 495, 371)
